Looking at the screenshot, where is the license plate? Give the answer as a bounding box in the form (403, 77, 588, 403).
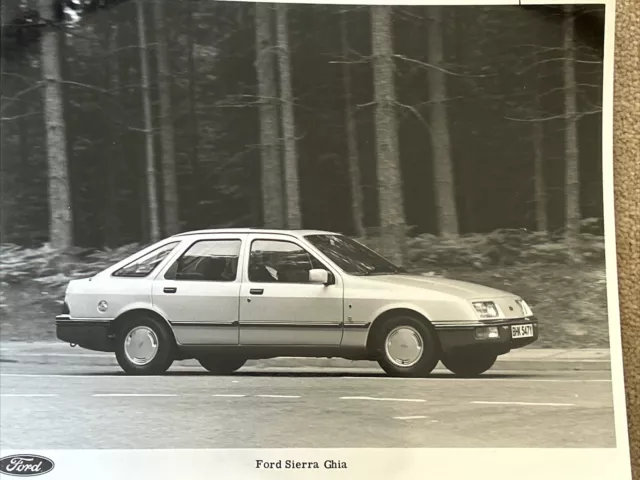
(511, 324, 534, 339)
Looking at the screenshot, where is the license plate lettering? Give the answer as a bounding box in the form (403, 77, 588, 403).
(511, 324, 534, 339)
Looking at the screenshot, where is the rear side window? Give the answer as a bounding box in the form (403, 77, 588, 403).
(113, 242, 180, 278)
(164, 239, 242, 282)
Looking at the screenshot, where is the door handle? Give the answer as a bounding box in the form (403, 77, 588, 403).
(163, 287, 177, 294)
(249, 288, 264, 295)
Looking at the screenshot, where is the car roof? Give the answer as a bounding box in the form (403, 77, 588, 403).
(170, 228, 339, 239)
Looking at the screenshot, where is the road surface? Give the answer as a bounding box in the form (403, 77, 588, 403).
(0, 362, 616, 449)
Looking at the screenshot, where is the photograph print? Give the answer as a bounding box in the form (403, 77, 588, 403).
(0, 0, 632, 469)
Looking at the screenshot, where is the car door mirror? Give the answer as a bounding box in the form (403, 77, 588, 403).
(309, 269, 334, 285)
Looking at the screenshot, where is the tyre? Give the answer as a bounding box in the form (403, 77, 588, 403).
(115, 314, 175, 375)
(197, 355, 246, 374)
(441, 351, 497, 378)
(374, 314, 440, 378)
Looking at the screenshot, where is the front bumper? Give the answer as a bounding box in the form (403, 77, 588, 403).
(434, 317, 539, 355)
(56, 315, 115, 352)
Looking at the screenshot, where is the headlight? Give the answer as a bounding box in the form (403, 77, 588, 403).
(517, 299, 533, 317)
(472, 301, 501, 319)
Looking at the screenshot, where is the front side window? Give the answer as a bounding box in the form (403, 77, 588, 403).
(164, 239, 241, 282)
(304, 234, 405, 275)
(248, 239, 325, 283)
(113, 242, 180, 278)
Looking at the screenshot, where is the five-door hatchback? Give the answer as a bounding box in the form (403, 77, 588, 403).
(56, 229, 538, 377)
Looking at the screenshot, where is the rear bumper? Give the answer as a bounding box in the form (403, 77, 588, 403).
(55, 315, 115, 352)
(435, 317, 539, 355)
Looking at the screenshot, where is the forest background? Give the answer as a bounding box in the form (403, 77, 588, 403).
(0, 1, 608, 347)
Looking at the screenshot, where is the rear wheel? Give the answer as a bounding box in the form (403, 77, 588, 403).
(198, 355, 246, 374)
(375, 314, 440, 378)
(441, 351, 497, 377)
(115, 314, 175, 375)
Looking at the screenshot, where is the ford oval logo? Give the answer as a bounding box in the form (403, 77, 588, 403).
(0, 455, 55, 477)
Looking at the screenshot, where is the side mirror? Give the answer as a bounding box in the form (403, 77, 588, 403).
(309, 269, 334, 285)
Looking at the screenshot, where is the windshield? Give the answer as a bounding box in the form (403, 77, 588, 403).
(304, 234, 406, 275)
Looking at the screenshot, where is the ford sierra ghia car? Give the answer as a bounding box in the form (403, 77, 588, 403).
(55, 229, 538, 377)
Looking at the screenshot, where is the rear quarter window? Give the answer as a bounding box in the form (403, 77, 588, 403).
(112, 242, 180, 278)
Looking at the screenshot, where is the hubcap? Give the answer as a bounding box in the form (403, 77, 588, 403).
(385, 326, 424, 367)
(124, 326, 159, 366)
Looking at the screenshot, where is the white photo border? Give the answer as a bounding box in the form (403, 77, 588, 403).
(0, 0, 632, 479)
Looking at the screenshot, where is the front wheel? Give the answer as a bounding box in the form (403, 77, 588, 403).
(115, 315, 175, 375)
(375, 314, 440, 378)
(198, 355, 246, 374)
(441, 351, 497, 377)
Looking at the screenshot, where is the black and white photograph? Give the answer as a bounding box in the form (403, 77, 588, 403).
(0, 0, 632, 478)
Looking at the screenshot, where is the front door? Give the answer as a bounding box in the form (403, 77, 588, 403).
(239, 236, 344, 346)
(152, 236, 245, 345)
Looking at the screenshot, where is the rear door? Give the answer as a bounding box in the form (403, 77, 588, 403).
(152, 234, 246, 345)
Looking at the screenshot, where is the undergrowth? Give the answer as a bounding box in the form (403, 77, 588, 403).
(0, 231, 610, 348)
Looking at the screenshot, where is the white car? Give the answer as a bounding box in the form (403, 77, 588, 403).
(56, 229, 538, 377)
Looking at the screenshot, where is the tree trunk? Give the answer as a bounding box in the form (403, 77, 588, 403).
(532, 120, 547, 232)
(427, 6, 458, 236)
(450, 8, 474, 232)
(275, 4, 302, 229)
(371, 6, 406, 265)
(530, 19, 548, 234)
(38, 0, 73, 249)
(255, 3, 284, 229)
(153, 0, 180, 236)
(563, 5, 580, 242)
(340, 10, 365, 238)
(186, 3, 201, 229)
(18, 61, 32, 244)
(18, 67, 31, 184)
(104, 24, 120, 247)
(136, 0, 160, 242)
